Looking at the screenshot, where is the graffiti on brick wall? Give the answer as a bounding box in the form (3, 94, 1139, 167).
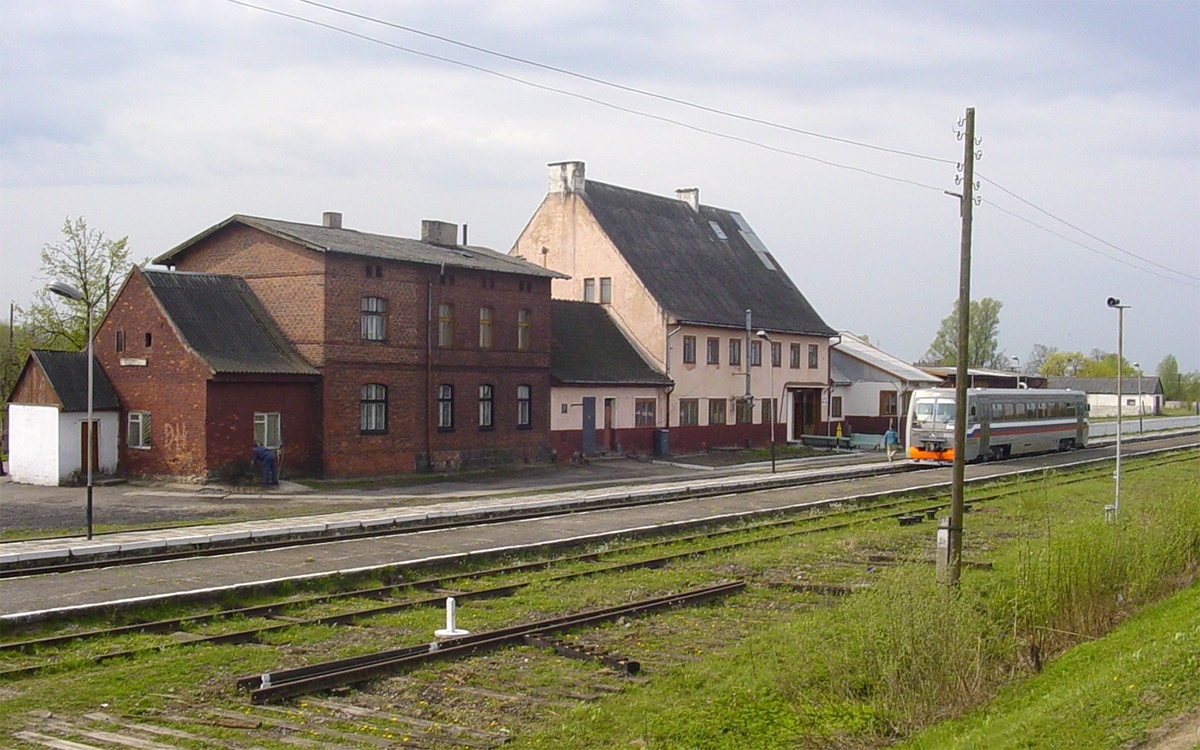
(163, 420, 188, 455)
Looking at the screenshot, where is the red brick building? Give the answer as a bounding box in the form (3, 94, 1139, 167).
(97, 267, 321, 479)
(135, 212, 565, 478)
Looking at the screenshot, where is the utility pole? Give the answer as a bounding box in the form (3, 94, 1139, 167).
(947, 107, 978, 586)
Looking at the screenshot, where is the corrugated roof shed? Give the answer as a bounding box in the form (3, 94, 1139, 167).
(29, 350, 121, 411)
(1047, 376, 1163, 395)
(142, 269, 319, 376)
(551, 300, 672, 386)
(581, 181, 835, 337)
(158, 215, 566, 279)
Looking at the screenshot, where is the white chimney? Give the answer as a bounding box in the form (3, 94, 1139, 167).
(675, 188, 699, 212)
(422, 220, 459, 246)
(322, 211, 342, 228)
(548, 161, 586, 195)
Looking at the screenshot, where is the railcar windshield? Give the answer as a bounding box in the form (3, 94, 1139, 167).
(912, 398, 955, 425)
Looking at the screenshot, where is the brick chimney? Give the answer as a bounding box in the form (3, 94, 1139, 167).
(675, 188, 699, 212)
(421, 220, 459, 246)
(548, 161, 586, 195)
(322, 211, 342, 229)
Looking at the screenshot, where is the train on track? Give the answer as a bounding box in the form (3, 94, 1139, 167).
(906, 387, 1089, 462)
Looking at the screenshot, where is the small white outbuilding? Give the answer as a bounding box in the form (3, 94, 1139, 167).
(5, 350, 120, 486)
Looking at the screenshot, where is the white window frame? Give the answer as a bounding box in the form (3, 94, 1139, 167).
(254, 412, 282, 449)
(128, 411, 151, 449)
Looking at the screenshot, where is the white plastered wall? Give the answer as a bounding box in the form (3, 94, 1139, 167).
(7, 404, 61, 485)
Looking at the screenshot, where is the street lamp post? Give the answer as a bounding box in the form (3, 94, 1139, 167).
(756, 330, 776, 473)
(1011, 355, 1022, 389)
(48, 281, 94, 540)
(1133, 362, 1143, 433)
(1106, 297, 1129, 521)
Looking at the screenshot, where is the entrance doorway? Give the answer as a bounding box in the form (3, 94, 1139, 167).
(79, 420, 99, 476)
(791, 388, 821, 438)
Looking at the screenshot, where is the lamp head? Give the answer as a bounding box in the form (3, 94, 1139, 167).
(755, 330, 770, 340)
(1107, 297, 1121, 308)
(48, 281, 84, 302)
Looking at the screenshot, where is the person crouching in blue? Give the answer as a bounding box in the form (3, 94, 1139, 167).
(252, 443, 278, 485)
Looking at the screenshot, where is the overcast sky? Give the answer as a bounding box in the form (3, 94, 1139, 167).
(2, 0, 1198, 373)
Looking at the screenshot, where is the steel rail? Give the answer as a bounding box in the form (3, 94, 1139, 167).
(240, 580, 745, 703)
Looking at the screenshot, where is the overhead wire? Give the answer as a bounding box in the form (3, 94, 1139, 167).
(226, 0, 1196, 286)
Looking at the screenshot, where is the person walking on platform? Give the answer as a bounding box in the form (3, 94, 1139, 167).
(252, 443, 278, 485)
(883, 422, 900, 462)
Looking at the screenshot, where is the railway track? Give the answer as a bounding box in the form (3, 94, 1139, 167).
(5, 434, 1191, 580)
(2, 449, 1191, 681)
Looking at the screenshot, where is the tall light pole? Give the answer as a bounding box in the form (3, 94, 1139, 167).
(1133, 362, 1143, 433)
(756, 330, 776, 473)
(49, 281, 94, 540)
(1106, 297, 1129, 521)
(1011, 355, 1022, 389)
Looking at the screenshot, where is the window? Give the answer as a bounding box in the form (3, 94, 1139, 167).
(365, 263, 382, 278)
(360, 384, 387, 434)
(761, 398, 776, 424)
(729, 339, 741, 367)
(771, 341, 782, 368)
(706, 337, 720, 365)
(145, 332, 153, 348)
(709, 399, 727, 425)
(478, 307, 493, 349)
(635, 399, 656, 427)
(127, 411, 151, 449)
(254, 412, 282, 448)
(599, 277, 612, 304)
(437, 385, 454, 430)
(880, 390, 898, 417)
(749, 340, 762, 367)
(583, 278, 596, 302)
(735, 398, 754, 424)
(116, 330, 125, 353)
(438, 304, 453, 347)
(517, 385, 532, 428)
(831, 396, 843, 419)
(679, 399, 699, 426)
(1125, 398, 1136, 407)
(682, 335, 696, 364)
(361, 296, 386, 341)
(517, 309, 531, 351)
(440, 273, 455, 285)
(790, 343, 800, 369)
(478, 384, 494, 429)
(808, 344, 819, 369)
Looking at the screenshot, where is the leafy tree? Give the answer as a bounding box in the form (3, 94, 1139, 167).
(0, 316, 36, 401)
(21, 217, 131, 350)
(1025, 343, 1057, 375)
(1039, 350, 1087, 377)
(1157, 355, 1181, 400)
(921, 297, 1006, 368)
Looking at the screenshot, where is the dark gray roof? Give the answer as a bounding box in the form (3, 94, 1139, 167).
(581, 181, 836, 336)
(158, 215, 566, 279)
(29, 350, 120, 411)
(142, 269, 319, 376)
(551, 300, 672, 386)
(1047, 376, 1163, 395)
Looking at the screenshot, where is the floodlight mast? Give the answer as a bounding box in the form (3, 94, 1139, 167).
(48, 281, 95, 539)
(1106, 297, 1129, 520)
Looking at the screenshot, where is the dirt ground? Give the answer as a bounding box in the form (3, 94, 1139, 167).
(1136, 707, 1200, 750)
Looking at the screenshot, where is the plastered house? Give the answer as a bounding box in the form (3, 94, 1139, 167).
(513, 162, 837, 452)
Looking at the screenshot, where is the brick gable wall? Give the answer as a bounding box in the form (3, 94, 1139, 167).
(96, 270, 212, 478)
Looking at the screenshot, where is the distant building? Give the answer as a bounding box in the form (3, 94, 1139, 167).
(830, 333, 940, 435)
(1046, 376, 1163, 418)
(513, 161, 837, 452)
(918, 366, 1046, 390)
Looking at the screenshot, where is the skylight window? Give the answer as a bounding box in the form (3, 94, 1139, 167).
(709, 220, 728, 240)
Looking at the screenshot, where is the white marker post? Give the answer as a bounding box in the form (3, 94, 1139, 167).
(434, 597, 469, 638)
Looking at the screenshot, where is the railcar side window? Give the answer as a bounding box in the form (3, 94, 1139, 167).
(992, 403, 1004, 420)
